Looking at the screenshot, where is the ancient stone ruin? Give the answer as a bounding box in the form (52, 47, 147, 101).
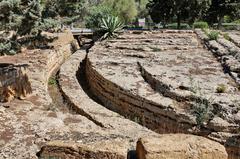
(84, 30, 240, 158)
(0, 30, 240, 159)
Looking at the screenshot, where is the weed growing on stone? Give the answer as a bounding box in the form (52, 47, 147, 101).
(193, 97, 214, 127)
(208, 31, 220, 40)
(150, 46, 161, 52)
(48, 77, 57, 86)
(202, 28, 209, 35)
(189, 77, 214, 127)
(216, 84, 227, 93)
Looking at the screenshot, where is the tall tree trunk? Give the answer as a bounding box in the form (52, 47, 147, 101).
(177, 13, 181, 29)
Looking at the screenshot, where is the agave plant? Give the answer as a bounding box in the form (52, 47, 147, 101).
(99, 15, 124, 40)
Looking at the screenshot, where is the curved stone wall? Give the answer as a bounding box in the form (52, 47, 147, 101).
(86, 58, 195, 134)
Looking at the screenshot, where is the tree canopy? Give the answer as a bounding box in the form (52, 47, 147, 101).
(0, 0, 62, 55)
(147, 0, 211, 28)
(205, 0, 240, 28)
(103, 0, 138, 23)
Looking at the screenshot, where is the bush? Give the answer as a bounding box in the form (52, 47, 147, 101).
(0, 37, 20, 55)
(39, 18, 61, 32)
(166, 23, 191, 29)
(193, 21, 209, 29)
(208, 31, 219, 40)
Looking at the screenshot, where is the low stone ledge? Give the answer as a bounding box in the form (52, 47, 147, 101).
(136, 134, 228, 159)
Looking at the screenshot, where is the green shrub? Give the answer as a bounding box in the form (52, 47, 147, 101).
(38, 18, 61, 32)
(208, 31, 219, 40)
(0, 38, 20, 55)
(99, 15, 124, 40)
(166, 23, 191, 29)
(193, 21, 209, 29)
(216, 84, 227, 93)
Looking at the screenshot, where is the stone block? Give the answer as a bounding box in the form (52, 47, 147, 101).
(136, 134, 228, 159)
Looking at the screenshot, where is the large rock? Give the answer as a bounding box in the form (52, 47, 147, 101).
(136, 134, 228, 159)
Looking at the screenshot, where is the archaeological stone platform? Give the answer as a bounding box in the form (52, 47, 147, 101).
(86, 30, 240, 158)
